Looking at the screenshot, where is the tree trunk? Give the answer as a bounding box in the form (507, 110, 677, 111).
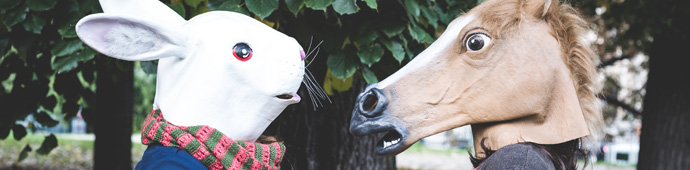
(94, 57, 134, 170)
(265, 56, 396, 170)
(637, 24, 690, 169)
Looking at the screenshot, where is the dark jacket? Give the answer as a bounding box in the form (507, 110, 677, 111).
(477, 143, 556, 170)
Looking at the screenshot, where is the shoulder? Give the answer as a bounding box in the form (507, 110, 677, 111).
(135, 144, 206, 170)
(478, 143, 556, 170)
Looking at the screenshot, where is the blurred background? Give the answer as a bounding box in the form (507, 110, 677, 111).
(1, 0, 687, 169)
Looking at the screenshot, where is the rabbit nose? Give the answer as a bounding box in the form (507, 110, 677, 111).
(300, 50, 306, 61)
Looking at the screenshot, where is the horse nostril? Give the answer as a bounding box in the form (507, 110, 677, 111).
(362, 93, 379, 112)
(357, 87, 387, 118)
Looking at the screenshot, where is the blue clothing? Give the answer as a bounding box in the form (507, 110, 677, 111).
(135, 144, 206, 170)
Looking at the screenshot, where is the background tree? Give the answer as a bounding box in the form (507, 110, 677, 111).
(576, 0, 690, 169)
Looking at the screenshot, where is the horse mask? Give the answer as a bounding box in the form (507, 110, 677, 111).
(76, 0, 304, 142)
(350, 0, 601, 156)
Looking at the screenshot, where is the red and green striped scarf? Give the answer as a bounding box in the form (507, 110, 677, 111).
(141, 110, 285, 170)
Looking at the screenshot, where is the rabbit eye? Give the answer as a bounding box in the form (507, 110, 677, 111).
(233, 43, 252, 61)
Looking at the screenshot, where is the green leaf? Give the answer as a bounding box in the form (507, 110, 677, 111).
(361, 67, 378, 84)
(404, 0, 420, 17)
(285, 0, 305, 15)
(246, 0, 279, 19)
(56, 6, 83, 38)
(12, 124, 26, 140)
(0, 0, 21, 10)
(438, 4, 463, 24)
(26, 0, 57, 11)
(208, 0, 226, 7)
(211, 0, 250, 15)
(323, 69, 353, 95)
(408, 25, 434, 44)
(330, 72, 353, 92)
(35, 111, 59, 127)
(305, 0, 332, 11)
(352, 26, 379, 45)
(357, 43, 384, 67)
(51, 39, 83, 57)
(183, 0, 203, 7)
(3, 7, 27, 28)
(80, 0, 102, 13)
(52, 55, 80, 73)
(50, 48, 94, 73)
(18, 145, 32, 162)
(77, 48, 97, 62)
(23, 15, 46, 34)
(168, 3, 187, 18)
(380, 38, 405, 63)
(140, 60, 158, 74)
(57, 23, 78, 38)
(420, 6, 439, 28)
(189, 5, 211, 18)
(363, 0, 377, 9)
(327, 49, 359, 80)
(382, 20, 407, 38)
(406, 47, 415, 60)
(333, 0, 359, 15)
(36, 134, 57, 155)
(0, 38, 9, 57)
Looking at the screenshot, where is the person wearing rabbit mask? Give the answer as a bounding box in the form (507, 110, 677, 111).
(76, 0, 306, 169)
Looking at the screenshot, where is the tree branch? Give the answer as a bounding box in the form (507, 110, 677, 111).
(599, 95, 643, 115)
(598, 54, 633, 68)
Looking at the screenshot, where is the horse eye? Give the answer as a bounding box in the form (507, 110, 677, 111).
(233, 43, 253, 61)
(465, 33, 491, 52)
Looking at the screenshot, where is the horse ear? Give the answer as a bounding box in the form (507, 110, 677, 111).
(523, 0, 553, 18)
(541, 0, 552, 17)
(75, 14, 188, 61)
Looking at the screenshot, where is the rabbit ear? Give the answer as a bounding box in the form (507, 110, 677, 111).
(99, 0, 186, 25)
(75, 14, 188, 61)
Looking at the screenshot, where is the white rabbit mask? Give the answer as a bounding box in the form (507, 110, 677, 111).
(76, 0, 305, 142)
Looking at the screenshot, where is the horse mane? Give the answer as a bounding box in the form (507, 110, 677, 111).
(469, 0, 602, 168)
(476, 0, 602, 145)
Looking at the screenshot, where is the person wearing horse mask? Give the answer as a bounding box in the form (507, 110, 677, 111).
(350, 0, 602, 169)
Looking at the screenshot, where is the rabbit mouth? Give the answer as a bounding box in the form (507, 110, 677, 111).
(275, 94, 294, 99)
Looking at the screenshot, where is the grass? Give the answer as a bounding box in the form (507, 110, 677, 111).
(1, 132, 147, 169)
(403, 142, 469, 155)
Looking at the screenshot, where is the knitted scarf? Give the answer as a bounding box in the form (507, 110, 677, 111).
(141, 110, 285, 170)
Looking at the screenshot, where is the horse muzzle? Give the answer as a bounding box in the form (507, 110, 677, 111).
(349, 84, 408, 155)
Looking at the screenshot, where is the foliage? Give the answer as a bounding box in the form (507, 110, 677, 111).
(1, 0, 474, 164)
(1, 0, 102, 162)
(2, 0, 676, 167)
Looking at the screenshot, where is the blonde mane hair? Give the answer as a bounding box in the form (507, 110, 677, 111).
(476, 0, 603, 143)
